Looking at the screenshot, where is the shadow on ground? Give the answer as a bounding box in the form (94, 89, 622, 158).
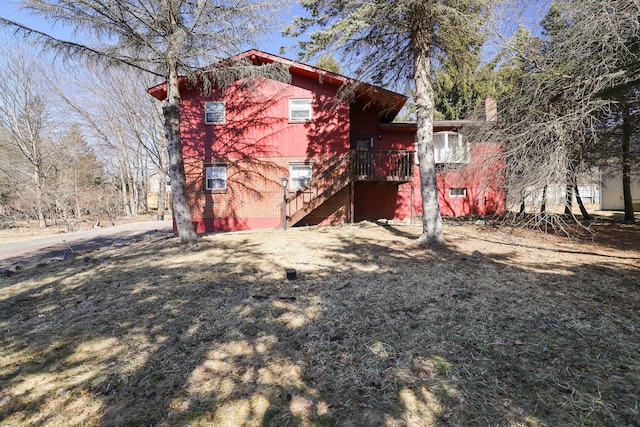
(0, 227, 173, 271)
(1, 223, 639, 426)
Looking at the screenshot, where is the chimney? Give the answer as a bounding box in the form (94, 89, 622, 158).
(479, 97, 497, 121)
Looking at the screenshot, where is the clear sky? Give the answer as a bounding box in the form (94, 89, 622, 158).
(0, 1, 75, 40)
(0, 1, 551, 66)
(0, 0, 305, 60)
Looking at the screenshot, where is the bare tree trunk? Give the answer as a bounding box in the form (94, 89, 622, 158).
(142, 152, 149, 212)
(540, 185, 547, 214)
(130, 172, 138, 216)
(35, 171, 46, 227)
(74, 168, 80, 218)
(574, 183, 592, 220)
(131, 140, 144, 215)
(564, 179, 573, 215)
(119, 171, 132, 217)
(164, 58, 197, 244)
(157, 174, 167, 220)
(413, 33, 443, 245)
(622, 102, 635, 223)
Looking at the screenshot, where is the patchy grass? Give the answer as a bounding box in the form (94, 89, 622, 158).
(1, 221, 639, 426)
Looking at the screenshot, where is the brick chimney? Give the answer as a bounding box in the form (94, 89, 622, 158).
(479, 97, 497, 121)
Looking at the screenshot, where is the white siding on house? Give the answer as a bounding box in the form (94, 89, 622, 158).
(600, 170, 640, 210)
(524, 183, 599, 206)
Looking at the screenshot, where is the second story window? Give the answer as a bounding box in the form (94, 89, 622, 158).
(205, 101, 225, 124)
(289, 98, 312, 122)
(433, 132, 469, 164)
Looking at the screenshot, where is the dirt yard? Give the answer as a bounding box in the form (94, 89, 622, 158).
(1, 220, 639, 426)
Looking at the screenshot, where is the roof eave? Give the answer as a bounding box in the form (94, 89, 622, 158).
(146, 49, 408, 118)
(380, 119, 490, 131)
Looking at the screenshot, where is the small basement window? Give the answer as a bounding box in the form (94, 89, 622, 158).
(449, 188, 467, 197)
(205, 164, 227, 190)
(289, 98, 312, 122)
(205, 101, 225, 124)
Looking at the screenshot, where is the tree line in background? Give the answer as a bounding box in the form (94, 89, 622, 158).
(1, 0, 292, 243)
(0, 43, 169, 231)
(0, 0, 638, 240)
(429, 0, 640, 228)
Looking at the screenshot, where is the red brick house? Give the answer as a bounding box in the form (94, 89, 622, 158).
(148, 50, 504, 233)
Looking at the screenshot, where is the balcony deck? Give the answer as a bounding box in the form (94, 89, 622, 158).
(284, 150, 415, 227)
(352, 150, 414, 183)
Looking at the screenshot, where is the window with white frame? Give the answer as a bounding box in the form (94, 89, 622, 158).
(205, 165, 227, 190)
(289, 163, 313, 189)
(289, 98, 312, 122)
(449, 187, 467, 197)
(204, 101, 225, 124)
(433, 132, 469, 164)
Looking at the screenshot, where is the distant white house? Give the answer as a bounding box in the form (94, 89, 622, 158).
(147, 170, 171, 212)
(523, 178, 599, 209)
(600, 169, 640, 211)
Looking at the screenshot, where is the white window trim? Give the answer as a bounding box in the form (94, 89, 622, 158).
(205, 164, 227, 191)
(289, 98, 312, 122)
(449, 187, 467, 197)
(288, 162, 314, 189)
(204, 100, 225, 124)
(434, 131, 469, 164)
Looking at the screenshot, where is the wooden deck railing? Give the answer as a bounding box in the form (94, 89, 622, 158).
(353, 150, 415, 182)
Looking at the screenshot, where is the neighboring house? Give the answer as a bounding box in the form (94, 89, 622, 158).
(146, 169, 171, 213)
(522, 180, 600, 208)
(148, 50, 504, 233)
(600, 169, 640, 211)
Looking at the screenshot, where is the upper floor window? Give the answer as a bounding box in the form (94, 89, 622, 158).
(205, 101, 225, 124)
(205, 164, 227, 190)
(289, 98, 312, 122)
(289, 163, 313, 189)
(353, 135, 374, 150)
(433, 132, 469, 164)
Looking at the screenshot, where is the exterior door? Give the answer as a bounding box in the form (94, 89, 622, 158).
(353, 136, 374, 176)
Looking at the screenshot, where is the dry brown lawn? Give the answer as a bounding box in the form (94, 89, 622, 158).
(1, 220, 639, 426)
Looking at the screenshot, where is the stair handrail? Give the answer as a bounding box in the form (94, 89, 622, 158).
(285, 152, 353, 220)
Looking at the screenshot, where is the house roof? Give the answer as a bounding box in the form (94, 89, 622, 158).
(147, 49, 407, 121)
(381, 120, 486, 132)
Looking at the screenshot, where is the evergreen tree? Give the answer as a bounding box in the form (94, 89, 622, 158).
(288, 0, 493, 244)
(432, 16, 488, 120)
(477, 0, 640, 228)
(315, 55, 342, 74)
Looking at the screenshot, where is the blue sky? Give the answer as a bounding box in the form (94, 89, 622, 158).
(0, 1, 73, 39)
(0, 0, 305, 60)
(0, 1, 551, 65)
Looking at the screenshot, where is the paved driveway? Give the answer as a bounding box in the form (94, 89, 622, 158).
(0, 220, 174, 270)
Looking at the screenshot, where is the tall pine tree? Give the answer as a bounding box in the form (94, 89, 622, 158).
(288, 0, 493, 244)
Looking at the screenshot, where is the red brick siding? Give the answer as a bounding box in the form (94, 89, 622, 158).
(185, 156, 349, 232)
(297, 187, 350, 226)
